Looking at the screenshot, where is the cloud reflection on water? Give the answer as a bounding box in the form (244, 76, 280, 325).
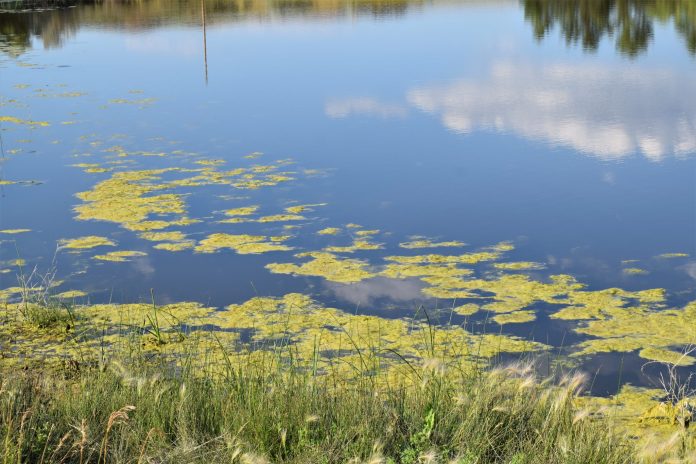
(327, 61, 696, 162)
(408, 62, 696, 161)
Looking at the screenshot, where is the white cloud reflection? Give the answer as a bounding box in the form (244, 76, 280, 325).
(407, 62, 696, 161)
(326, 61, 696, 161)
(325, 277, 424, 306)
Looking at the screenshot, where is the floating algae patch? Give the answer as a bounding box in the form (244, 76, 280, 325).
(354, 229, 380, 237)
(381, 263, 473, 281)
(139, 231, 186, 242)
(559, 299, 696, 366)
(108, 98, 156, 106)
(224, 206, 259, 217)
(0, 116, 49, 127)
(317, 227, 341, 235)
(493, 262, 546, 271)
(59, 235, 116, 249)
(577, 385, 696, 450)
(656, 253, 690, 259)
(153, 241, 195, 251)
(195, 233, 292, 254)
(266, 252, 375, 283)
(384, 250, 502, 265)
(0, 287, 24, 302)
(74, 169, 188, 231)
(399, 238, 466, 249)
(93, 251, 147, 262)
(324, 238, 383, 253)
(257, 214, 306, 223)
(0, 229, 31, 234)
(623, 267, 649, 275)
(285, 203, 327, 214)
(452, 303, 480, 316)
(492, 310, 536, 325)
(199, 293, 547, 380)
(54, 290, 87, 299)
(71, 163, 112, 174)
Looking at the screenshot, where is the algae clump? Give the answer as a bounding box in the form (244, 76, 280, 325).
(59, 236, 116, 249)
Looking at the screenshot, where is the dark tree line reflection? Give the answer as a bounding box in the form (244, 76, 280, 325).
(0, 0, 414, 55)
(523, 0, 696, 56)
(1, 0, 695, 56)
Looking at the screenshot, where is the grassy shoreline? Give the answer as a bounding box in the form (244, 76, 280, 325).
(1, 357, 634, 464)
(0, 287, 693, 462)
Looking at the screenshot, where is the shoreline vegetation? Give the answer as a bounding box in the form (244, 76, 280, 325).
(0, 286, 694, 463)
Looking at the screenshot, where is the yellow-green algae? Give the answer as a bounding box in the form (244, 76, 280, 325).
(0, 116, 49, 127)
(266, 252, 375, 283)
(0, 229, 31, 234)
(657, 253, 690, 259)
(257, 214, 306, 223)
(492, 310, 536, 325)
(74, 169, 188, 231)
(623, 267, 649, 275)
(224, 206, 259, 216)
(93, 251, 147, 262)
(556, 299, 696, 366)
(195, 234, 292, 254)
(354, 229, 380, 236)
(198, 293, 546, 380)
(74, 162, 302, 232)
(317, 227, 341, 235)
(324, 238, 383, 253)
(139, 231, 186, 242)
(59, 235, 116, 249)
(153, 241, 195, 251)
(577, 385, 696, 452)
(285, 203, 326, 214)
(452, 303, 479, 316)
(0, 292, 545, 384)
(493, 262, 546, 271)
(399, 238, 466, 249)
(54, 290, 87, 299)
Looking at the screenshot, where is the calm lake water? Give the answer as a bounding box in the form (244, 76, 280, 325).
(1, 0, 695, 393)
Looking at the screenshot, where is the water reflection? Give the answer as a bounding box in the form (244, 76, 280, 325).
(407, 61, 696, 160)
(0, 0, 417, 55)
(522, 0, 696, 56)
(2, 0, 696, 56)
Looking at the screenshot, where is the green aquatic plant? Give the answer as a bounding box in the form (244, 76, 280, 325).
(195, 233, 292, 254)
(399, 238, 466, 249)
(559, 299, 696, 366)
(0, 116, 49, 127)
(0, 229, 31, 234)
(224, 205, 259, 216)
(59, 235, 116, 249)
(657, 253, 690, 259)
(138, 231, 187, 242)
(493, 261, 546, 271)
(266, 252, 375, 283)
(317, 227, 341, 235)
(93, 251, 147, 262)
(623, 267, 649, 275)
(285, 203, 327, 214)
(324, 238, 383, 253)
(153, 241, 195, 251)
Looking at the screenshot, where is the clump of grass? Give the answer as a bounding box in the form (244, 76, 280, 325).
(14, 263, 74, 330)
(0, 347, 635, 463)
